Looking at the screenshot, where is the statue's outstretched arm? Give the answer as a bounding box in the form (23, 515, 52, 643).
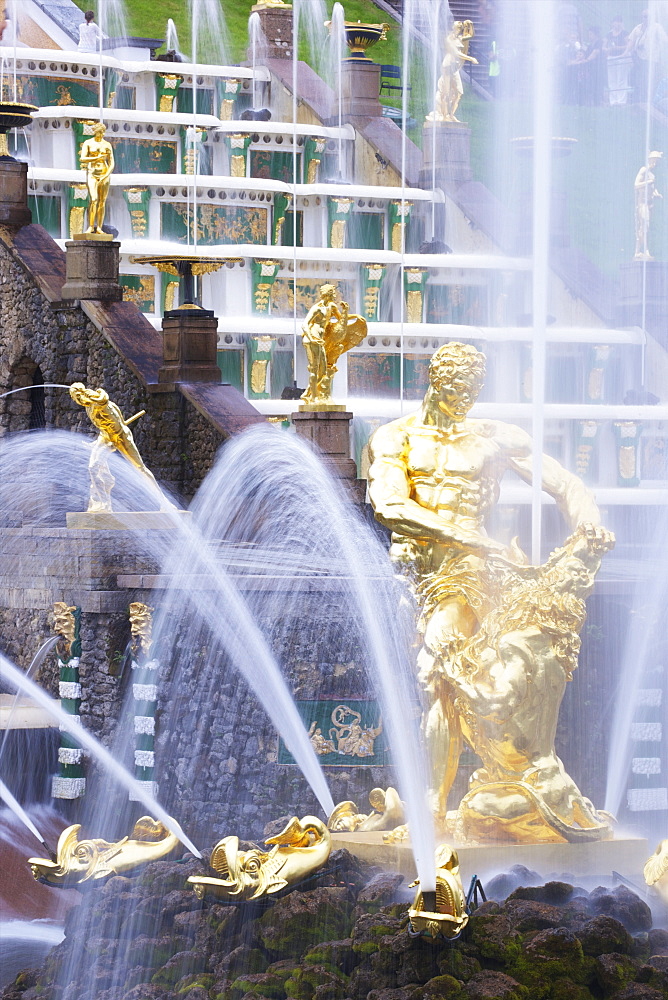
(498, 421, 601, 529)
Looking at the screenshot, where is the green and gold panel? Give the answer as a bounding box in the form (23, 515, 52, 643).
(277, 700, 388, 767)
(28, 196, 61, 237)
(270, 279, 353, 319)
(426, 284, 488, 325)
(348, 212, 384, 251)
(12, 74, 97, 108)
(161, 202, 268, 245)
(217, 349, 244, 391)
(250, 149, 299, 184)
(271, 351, 294, 398)
(403, 354, 431, 400)
(281, 209, 303, 248)
(348, 353, 400, 398)
(110, 137, 177, 174)
(177, 87, 214, 116)
(120, 275, 155, 313)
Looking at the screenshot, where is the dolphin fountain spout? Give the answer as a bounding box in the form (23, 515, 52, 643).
(28, 816, 180, 888)
(187, 815, 331, 901)
(408, 844, 469, 940)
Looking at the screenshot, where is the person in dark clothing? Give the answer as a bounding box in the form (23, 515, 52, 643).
(579, 25, 605, 104)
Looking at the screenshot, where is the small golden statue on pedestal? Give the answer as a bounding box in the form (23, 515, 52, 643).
(426, 21, 477, 124)
(368, 342, 615, 845)
(300, 284, 367, 410)
(634, 150, 662, 260)
(70, 383, 174, 514)
(76, 122, 114, 241)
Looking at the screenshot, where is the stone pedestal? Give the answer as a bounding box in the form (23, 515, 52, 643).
(254, 4, 293, 59)
(60, 240, 123, 301)
(292, 409, 365, 500)
(158, 308, 221, 384)
(340, 60, 382, 119)
(0, 158, 31, 229)
(66, 510, 192, 530)
(332, 830, 650, 885)
(618, 261, 668, 343)
(419, 122, 472, 190)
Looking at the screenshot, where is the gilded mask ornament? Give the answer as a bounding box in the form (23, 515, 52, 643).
(408, 844, 468, 939)
(187, 815, 331, 901)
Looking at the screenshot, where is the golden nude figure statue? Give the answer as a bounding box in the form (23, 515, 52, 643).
(426, 20, 478, 124)
(70, 383, 173, 512)
(634, 150, 662, 260)
(79, 122, 114, 237)
(300, 283, 367, 407)
(367, 342, 614, 844)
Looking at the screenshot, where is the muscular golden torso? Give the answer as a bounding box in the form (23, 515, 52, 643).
(403, 422, 501, 526)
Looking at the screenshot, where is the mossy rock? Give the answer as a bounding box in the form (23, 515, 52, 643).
(412, 974, 464, 998)
(284, 963, 348, 1000)
(579, 917, 634, 957)
(467, 914, 522, 964)
(351, 911, 405, 957)
(301, 939, 355, 974)
(256, 889, 352, 958)
(589, 886, 652, 934)
(594, 953, 638, 994)
(511, 928, 588, 989)
(547, 978, 595, 1000)
(151, 949, 207, 986)
(176, 972, 216, 993)
(438, 949, 481, 983)
(228, 971, 290, 1000)
(461, 970, 529, 999)
(215, 945, 269, 980)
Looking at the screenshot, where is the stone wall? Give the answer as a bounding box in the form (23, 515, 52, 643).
(0, 237, 224, 502)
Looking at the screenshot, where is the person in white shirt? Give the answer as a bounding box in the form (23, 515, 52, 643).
(78, 10, 101, 53)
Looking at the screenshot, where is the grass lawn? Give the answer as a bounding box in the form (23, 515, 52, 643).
(72, 0, 402, 67)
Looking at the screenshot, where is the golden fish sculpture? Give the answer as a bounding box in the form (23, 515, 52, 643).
(29, 816, 179, 888)
(644, 840, 668, 904)
(408, 844, 469, 940)
(187, 815, 331, 901)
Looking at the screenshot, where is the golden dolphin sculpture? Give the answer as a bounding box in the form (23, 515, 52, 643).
(29, 816, 179, 888)
(408, 844, 469, 940)
(187, 815, 331, 901)
(644, 840, 668, 904)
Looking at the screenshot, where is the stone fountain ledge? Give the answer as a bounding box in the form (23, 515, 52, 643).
(3, 849, 668, 1000)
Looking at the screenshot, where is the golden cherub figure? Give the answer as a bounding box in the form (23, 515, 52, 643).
(70, 383, 173, 513)
(79, 122, 114, 237)
(300, 284, 367, 407)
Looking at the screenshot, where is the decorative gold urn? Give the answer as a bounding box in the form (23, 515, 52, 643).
(324, 20, 389, 61)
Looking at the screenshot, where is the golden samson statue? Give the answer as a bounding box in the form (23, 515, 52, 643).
(368, 342, 614, 845)
(300, 283, 367, 408)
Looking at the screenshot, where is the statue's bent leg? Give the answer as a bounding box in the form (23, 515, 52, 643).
(418, 596, 475, 821)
